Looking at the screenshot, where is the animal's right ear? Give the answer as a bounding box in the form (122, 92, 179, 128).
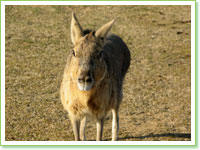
(71, 12, 83, 45)
(95, 19, 115, 42)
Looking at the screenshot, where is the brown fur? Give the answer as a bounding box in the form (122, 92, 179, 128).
(60, 12, 130, 141)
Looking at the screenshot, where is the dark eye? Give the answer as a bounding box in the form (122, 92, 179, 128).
(100, 37, 104, 42)
(72, 50, 75, 56)
(99, 51, 104, 58)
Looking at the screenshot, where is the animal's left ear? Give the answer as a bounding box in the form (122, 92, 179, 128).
(95, 19, 115, 42)
(71, 12, 83, 45)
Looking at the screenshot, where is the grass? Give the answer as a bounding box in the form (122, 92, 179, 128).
(5, 5, 191, 141)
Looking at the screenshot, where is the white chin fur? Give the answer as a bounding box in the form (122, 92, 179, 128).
(78, 82, 93, 91)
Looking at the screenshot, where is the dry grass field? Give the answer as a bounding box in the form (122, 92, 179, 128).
(5, 5, 191, 141)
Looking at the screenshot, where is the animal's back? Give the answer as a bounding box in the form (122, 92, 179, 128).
(101, 34, 130, 105)
(103, 34, 130, 84)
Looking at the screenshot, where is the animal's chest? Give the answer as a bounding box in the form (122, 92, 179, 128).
(64, 74, 113, 118)
(69, 94, 110, 118)
(68, 86, 111, 119)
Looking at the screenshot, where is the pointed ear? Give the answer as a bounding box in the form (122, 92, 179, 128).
(71, 12, 83, 45)
(95, 19, 115, 41)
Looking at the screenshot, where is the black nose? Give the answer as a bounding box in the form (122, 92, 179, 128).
(78, 76, 92, 83)
(85, 76, 92, 83)
(78, 77, 84, 83)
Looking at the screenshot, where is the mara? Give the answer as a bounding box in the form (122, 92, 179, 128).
(60, 12, 130, 141)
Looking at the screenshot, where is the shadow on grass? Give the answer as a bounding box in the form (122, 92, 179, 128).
(104, 133, 191, 141)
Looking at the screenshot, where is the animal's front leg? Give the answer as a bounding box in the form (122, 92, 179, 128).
(80, 116, 87, 141)
(96, 118, 104, 141)
(71, 119, 81, 141)
(112, 108, 119, 141)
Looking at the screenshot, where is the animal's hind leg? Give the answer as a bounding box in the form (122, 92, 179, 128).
(80, 116, 87, 141)
(111, 108, 119, 141)
(71, 118, 81, 141)
(96, 117, 104, 141)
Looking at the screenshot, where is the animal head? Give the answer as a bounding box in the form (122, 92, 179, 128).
(69, 12, 115, 91)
